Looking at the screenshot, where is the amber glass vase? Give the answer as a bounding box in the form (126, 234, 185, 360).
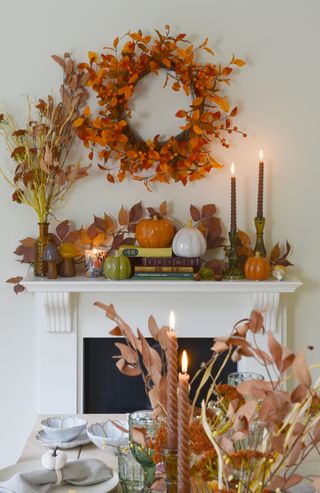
(34, 222, 49, 277)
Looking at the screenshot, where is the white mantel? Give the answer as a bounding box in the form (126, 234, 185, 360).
(23, 274, 302, 414)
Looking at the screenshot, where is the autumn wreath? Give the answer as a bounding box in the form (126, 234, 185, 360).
(74, 26, 246, 187)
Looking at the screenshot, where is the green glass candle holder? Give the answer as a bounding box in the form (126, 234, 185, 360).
(162, 449, 177, 493)
(225, 231, 243, 280)
(254, 217, 267, 257)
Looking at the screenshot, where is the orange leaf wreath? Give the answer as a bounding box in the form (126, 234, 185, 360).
(75, 26, 246, 187)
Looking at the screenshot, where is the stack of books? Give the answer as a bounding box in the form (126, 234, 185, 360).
(119, 246, 200, 280)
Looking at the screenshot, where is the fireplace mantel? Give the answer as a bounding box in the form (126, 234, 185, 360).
(23, 274, 302, 413)
(24, 274, 301, 333)
(23, 273, 301, 294)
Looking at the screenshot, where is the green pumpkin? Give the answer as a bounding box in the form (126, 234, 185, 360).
(103, 251, 132, 280)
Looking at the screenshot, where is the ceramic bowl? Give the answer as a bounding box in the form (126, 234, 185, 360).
(87, 420, 128, 450)
(41, 416, 88, 442)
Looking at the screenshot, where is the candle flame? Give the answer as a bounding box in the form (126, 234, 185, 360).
(259, 150, 264, 161)
(181, 350, 188, 373)
(231, 162, 235, 175)
(169, 310, 175, 331)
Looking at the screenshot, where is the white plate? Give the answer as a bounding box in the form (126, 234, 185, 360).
(0, 460, 119, 492)
(36, 430, 91, 448)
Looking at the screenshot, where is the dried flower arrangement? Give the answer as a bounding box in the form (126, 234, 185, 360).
(74, 26, 246, 188)
(0, 53, 90, 223)
(95, 303, 320, 492)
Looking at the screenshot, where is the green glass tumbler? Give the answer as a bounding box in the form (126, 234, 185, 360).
(129, 410, 159, 493)
(118, 442, 144, 492)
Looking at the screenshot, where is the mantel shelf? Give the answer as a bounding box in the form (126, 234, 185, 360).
(23, 273, 302, 294)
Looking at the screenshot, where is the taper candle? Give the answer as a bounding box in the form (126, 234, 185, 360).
(178, 350, 191, 493)
(257, 150, 264, 219)
(230, 163, 237, 234)
(167, 310, 178, 451)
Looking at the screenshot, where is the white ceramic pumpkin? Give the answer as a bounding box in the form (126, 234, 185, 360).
(41, 448, 67, 471)
(172, 219, 207, 257)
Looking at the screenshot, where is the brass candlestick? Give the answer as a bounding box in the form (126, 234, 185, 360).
(225, 231, 243, 280)
(162, 449, 177, 493)
(254, 217, 267, 257)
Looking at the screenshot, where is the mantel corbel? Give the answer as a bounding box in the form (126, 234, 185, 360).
(35, 292, 77, 333)
(251, 291, 280, 333)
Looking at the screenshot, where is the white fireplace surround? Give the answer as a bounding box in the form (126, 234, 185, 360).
(23, 274, 302, 414)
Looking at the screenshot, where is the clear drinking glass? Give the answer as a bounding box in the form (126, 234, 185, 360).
(227, 371, 264, 386)
(129, 410, 159, 493)
(228, 371, 265, 454)
(118, 442, 144, 493)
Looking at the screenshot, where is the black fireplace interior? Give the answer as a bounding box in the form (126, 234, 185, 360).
(83, 337, 236, 414)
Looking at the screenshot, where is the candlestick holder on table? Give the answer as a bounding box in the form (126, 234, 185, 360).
(225, 231, 243, 280)
(162, 449, 177, 493)
(253, 216, 267, 257)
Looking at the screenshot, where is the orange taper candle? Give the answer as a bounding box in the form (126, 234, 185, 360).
(167, 310, 178, 451)
(178, 350, 191, 493)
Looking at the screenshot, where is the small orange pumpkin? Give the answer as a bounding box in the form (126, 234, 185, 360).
(244, 252, 271, 281)
(136, 216, 175, 248)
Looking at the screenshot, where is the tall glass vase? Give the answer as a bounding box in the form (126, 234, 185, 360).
(34, 222, 49, 277)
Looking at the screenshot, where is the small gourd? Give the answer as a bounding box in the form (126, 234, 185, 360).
(135, 216, 174, 248)
(272, 264, 286, 281)
(244, 252, 271, 281)
(103, 251, 132, 280)
(41, 448, 67, 471)
(172, 219, 207, 258)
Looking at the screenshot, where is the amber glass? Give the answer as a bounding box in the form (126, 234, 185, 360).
(34, 222, 49, 277)
(162, 449, 177, 493)
(254, 217, 267, 257)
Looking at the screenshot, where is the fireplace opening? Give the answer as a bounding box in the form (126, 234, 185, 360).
(83, 337, 236, 414)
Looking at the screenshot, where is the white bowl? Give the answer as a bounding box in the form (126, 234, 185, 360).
(41, 416, 87, 442)
(87, 420, 128, 450)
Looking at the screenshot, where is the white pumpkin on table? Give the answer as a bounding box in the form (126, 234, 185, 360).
(172, 219, 207, 257)
(41, 448, 67, 471)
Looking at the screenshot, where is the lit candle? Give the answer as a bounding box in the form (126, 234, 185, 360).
(166, 310, 178, 451)
(178, 350, 190, 493)
(84, 247, 107, 278)
(257, 150, 264, 219)
(230, 163, 237, 234)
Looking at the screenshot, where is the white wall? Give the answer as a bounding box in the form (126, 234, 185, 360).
(0, 0, 320, 467)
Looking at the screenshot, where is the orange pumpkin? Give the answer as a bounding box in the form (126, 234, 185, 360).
(244, 252, 271, 281)
(136, 216, 175, 248)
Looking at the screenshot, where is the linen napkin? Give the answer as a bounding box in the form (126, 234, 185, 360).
(0, 458, 114, 493)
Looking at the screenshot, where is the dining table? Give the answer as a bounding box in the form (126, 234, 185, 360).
(18, 414, 126, 492)
(16, 414, 319, 493)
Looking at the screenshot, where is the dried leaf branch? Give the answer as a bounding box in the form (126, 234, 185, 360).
(94, 301, 169, 415)
(0, 53, 90, 223)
